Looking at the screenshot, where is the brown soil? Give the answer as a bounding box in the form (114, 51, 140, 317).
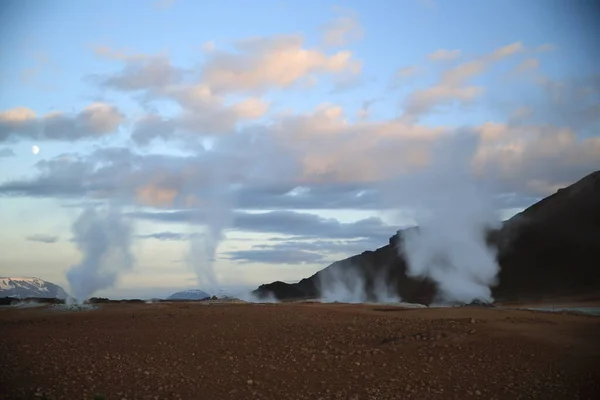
(1, 303, 599, 400)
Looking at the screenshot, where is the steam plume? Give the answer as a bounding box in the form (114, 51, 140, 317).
(395, 133, 501, 303)
(188, 211, 223, 296)
(66, 206, 134, 302)
(186, 167, 233, 296)
(319, 263, 400, 303)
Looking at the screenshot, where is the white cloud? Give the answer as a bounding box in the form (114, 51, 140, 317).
(2, 33, 598, 277)
(201, 41, 215, 52)
(201, 35, 362, 94)
(356, 99, 376, 120)
(510, 106, 533, 121)
(428, 49, 461, 61)
(0, 103, 125, 142)
(536, 43, 556, 53)
(490, 42, 525, 60)
(402, 42, 525, 121)
(513, 58, 540, 74)
(92, 45, 160, 62)
(473, 122, 600, 194)
(397, 66, 421, 78)
(92, 48, 185, 91)
(130, 84, 271, 144)
(19, 51, 60, 90)
(321, 9, 364, 47)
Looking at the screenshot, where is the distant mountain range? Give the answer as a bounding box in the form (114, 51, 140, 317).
(167, 289, 210, 300)
(253, 170, 600, 304)
(0, 277, 69, 299)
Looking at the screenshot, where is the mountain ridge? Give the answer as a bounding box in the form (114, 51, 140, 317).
(0, 277, 69, 299)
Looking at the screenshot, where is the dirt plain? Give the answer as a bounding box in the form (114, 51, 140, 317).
(1, 302, 599, 400)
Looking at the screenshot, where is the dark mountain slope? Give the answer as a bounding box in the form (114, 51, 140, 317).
(493, 170, 600, 300)
(253, 171, 600, 304)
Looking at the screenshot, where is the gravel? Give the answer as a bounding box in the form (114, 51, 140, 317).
(1, 303, 598, 399)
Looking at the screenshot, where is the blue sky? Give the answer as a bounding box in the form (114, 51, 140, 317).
(0, 0, 598, 299)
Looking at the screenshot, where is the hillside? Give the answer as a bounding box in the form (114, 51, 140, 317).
(0, 277, 69, 299)
(253, 170, 600, 304)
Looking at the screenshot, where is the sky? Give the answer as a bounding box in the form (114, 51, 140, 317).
(0, 0, 599, 299)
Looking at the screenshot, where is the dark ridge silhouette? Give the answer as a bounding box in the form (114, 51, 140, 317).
(253, 170, 600, 304)
(0, 297, 66, 305)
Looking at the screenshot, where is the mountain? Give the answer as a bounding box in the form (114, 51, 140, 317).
(167, 289, 211, 300)
(253, 170, 600, 304)
(0, 277, 69, 299)
(492, 170, 600, 300)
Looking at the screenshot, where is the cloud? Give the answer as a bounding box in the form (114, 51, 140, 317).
(201, 35, 361, 94)
(490, 42, 525, 60)
(266, 104, 443, 183)
(92, 45, 155, 62)
(0, 143, 291, 202)
(1, 37, 597, 212)
(1, 99, 596, 207)
(402, 42, 524, 121)
(233, 237, 386, 265)
(232, 182, 381, 210)
(0, 103, 125, 142)
(534, 75, 600, 131)
(321, 9, 364, 47)
(19, 51, 60, 90)
(91, 39, 360, 98)
(90, 45, 276, 145)
(130, 93, 270, 145)
(536, 43, 555, 53)
(130, 114, 178, 146)
(26, 234, 59, 243)
(0, 148, 15, 157)
(132, 209, 395, 241)
(396, 66, 421, 79)
(513, 58, 539, 74)
(127, 101, 445, 180)
(510, 106, 533, 121)
(91, 47, 185, 92)
(428, 49, 461, 61)
(473, 122, 600, 195)
(357, 99, 376, 120)
(225, 248, 328, 264)
(201, 41, 215, 52)
(136, 231, 190, 241)
(389, 66, 423, 90)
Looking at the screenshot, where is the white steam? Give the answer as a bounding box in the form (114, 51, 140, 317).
(188, 215, 221, 296)
(186, 169, 233, 297)
(66, 207, 134, 303)
(184, 134, 297, 298)
(394, 133, 501, 304)
(319, 263, 400, 303)
(238, 288, 279, 303)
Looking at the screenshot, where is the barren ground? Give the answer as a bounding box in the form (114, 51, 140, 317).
(1, 303, 599, 400)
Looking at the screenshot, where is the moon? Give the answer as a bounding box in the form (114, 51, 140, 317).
(32, 145, 40, 155)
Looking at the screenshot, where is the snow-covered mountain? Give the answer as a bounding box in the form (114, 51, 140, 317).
(0, 277, 69, 299)
(167, 289, 210, 300)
